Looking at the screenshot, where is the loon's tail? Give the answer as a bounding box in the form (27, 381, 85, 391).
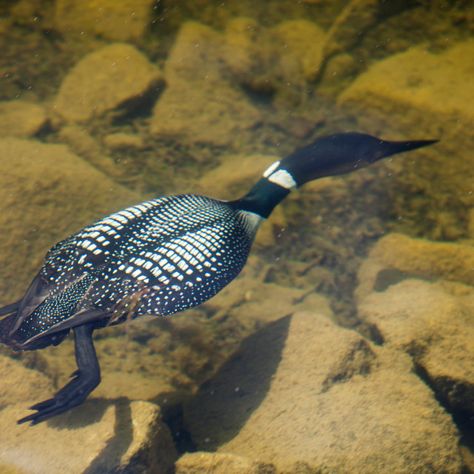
(235, 132, 437, 218)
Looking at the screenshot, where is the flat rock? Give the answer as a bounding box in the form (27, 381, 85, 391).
(0, 355, 176, 474)
(176, 452, 275, 474)
(54, 0, 156, 42)
(0, 137, 139, 303)
(339, 40, 474, 131)
(184, 312, 462, 473)
(0, 101, 47, 138)
(54, 43, 162, 123)
(150, 22, 261, 146)
(356, 233, 474, 300)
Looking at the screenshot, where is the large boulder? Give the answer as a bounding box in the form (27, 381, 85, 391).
(184, 312, 462, 473)
(54, 43, 162, 123)
(0, 355, 177, 473)
(0, 138, 139, 303)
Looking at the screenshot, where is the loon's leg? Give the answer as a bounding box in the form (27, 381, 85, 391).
(18, 323, 100, 425)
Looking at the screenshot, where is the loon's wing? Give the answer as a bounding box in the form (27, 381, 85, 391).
(82, 195, 257, 317)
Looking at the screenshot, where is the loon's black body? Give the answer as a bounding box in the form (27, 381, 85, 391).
(0, 132, 436, 425)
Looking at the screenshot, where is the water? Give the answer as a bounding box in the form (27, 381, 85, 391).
(0, 1, 472, 472)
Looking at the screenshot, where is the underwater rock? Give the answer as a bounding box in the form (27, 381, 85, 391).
(176, 452, 275, 474)
(339, 41, 474, 239)
(0, 100, 47, 138)
(103, 132, 145, 151)
(356, 233, 474, 299)
(198, 153, 277, 200)
(0, 354, 176, 473)
(339, 40, 474, 128)
(359, 279, 474, 416)
(356, 235, 474, 416)
(222, 18, 325, 105)
(184, 312, 462, 473)
(0, 355, 52, 408)
(0, 138, 138, 303)
(468, 208, 474, 239)
(54, 0, 156, 42)
(314, 0, 383, 90)
(222, 18, 264, 88)
(54, 43, 163, 123)
(150, 21, 261, 146)
(269, 19, 325, 83)
(207, 276, 332, 332)
(58, 125, 123, 179)
(0, 402, 176, 473)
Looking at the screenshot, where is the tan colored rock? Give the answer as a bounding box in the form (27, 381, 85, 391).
(0, 401, 176, 474)
(356, 233, 474, 300)
(0, 138, 139, 304)
(198, 153, 276, 200)
(150, 22, 261, 146)
(208, 277, 332, 331)
(176, 452, 275, 474)
(0, 101, 47, 138)
(270, 19, 325, 82)
(223, 18, 263, 85)
(54, 0, 155, 42)
(103, 132, 145, 151)
(358, 278, 474, 415)
(54, 43, 162, 123)
(468, 208, 474, 239)
(184, 312, 462, 473)
(0, 355, 51, 408)
(58, 125, 122, 178)
(0, 354, 176, 473)
(340, 40, 474, 127)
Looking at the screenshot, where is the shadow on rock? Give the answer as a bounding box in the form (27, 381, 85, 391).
(46, 397, 115, 430)
(84, 398, 133, 474)
(183, 315, 291, 450)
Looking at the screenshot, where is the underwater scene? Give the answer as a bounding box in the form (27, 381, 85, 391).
(0, 0, 473, 472)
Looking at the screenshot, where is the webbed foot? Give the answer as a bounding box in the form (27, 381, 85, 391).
(18, 324, 100, 425)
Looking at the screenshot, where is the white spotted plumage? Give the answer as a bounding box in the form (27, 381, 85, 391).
(32, 194, 262, 334)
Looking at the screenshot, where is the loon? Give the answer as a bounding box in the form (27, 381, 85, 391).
(0, 132, 436, 425)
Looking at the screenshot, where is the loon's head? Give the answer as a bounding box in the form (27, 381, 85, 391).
(275, 132, 438, 187)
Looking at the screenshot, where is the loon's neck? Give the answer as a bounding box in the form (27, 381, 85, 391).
(232, 177, 291, 218)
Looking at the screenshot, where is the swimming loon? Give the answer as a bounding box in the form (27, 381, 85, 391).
(0, 132, 436, 425)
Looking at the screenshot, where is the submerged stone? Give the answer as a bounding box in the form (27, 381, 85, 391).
(0, 138, 138, 303)
(54, 0, 156, 42)
(184, 312, 462, 473)
(150, 22, 261, 146)
(0, 101, 47, 138)
(54, 43, 162, 123)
